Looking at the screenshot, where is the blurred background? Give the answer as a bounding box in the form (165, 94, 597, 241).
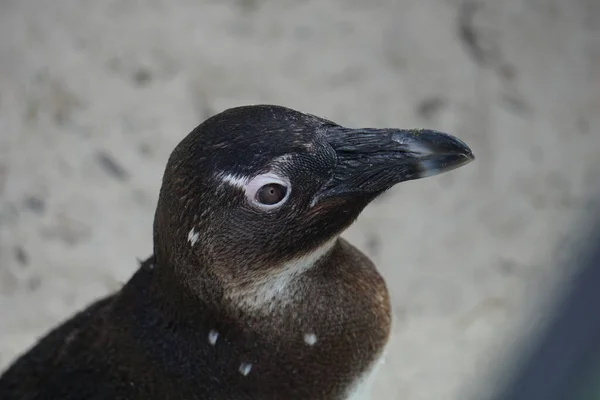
(0, 0, 598, 398)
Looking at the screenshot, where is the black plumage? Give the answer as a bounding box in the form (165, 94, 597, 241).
(0, 105, 473, 400)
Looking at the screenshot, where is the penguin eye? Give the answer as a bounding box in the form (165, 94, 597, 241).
(256, 183, 288, 205)
(245, 173, 291, 210)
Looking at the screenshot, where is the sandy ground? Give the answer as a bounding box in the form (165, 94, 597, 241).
(0, 0, 599, 398)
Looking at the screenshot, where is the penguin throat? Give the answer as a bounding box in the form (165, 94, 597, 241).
(227, 238, 338, 313)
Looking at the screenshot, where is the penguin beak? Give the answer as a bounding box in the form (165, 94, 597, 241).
(314, 127, 475, 204)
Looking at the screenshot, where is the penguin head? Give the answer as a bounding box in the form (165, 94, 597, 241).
(154, 105, 473, 308)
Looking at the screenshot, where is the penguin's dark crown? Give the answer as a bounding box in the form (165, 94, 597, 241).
(153, 104, 473, 311)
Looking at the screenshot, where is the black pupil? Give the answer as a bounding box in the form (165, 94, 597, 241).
(256, 184, 287, 205)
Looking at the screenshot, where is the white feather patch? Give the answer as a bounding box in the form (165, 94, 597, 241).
(233, 238, 337, 312)
(217, 172, 249, 189)
(188, 228, 200, 246)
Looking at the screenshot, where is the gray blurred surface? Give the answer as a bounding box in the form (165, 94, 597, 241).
(0, 0, 598, 398)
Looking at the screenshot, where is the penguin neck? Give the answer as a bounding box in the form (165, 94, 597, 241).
(138, 236, 389, 340)
(140, 237, 343, 335)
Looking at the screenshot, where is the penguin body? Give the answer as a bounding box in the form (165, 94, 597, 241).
(0, 105, 474, 399)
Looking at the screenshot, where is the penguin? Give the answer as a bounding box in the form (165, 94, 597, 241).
(0, 105, 474, 400)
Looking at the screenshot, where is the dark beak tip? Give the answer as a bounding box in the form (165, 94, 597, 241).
(462, 147, 475, 162)
(413, 131, 475, 178)
(437, 130, 474, 157)
(453, 138, 475, 160)
(459, 152, 476, 167)
(461, 141, 476, 163)
(446, 141, 476, 169)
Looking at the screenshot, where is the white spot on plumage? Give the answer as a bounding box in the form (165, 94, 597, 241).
(239, 362, 252, 376)
(187, 228, 200, 246)
(303, 333, 317, 346)
(208, 329, 219, 346)
(218, 172, 249, 189)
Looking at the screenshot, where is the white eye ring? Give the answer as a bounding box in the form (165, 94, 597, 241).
(245, 173, 291, 210)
